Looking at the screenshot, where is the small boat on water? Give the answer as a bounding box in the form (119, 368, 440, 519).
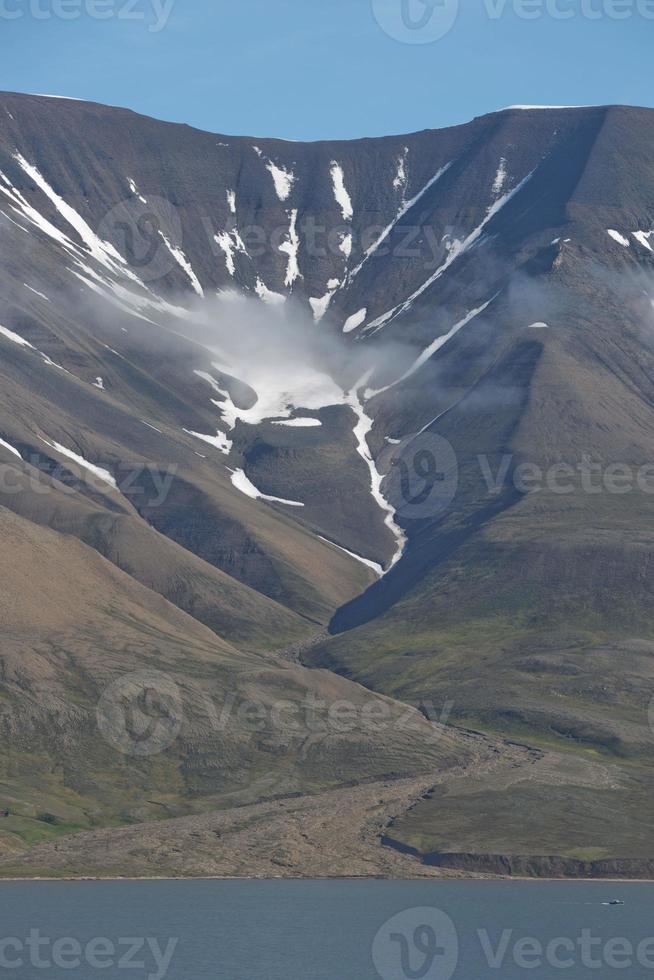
(606, 899, 625, 906)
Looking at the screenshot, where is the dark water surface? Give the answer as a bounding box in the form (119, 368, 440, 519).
(0, 878, 653, 979)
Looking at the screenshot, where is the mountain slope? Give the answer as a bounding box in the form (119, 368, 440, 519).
(2, 95, 654, 872)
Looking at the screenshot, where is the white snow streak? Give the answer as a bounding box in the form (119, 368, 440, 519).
(226, 189, 237, 214)
(0, 437, 22, 459)
(41, 439, 117, 488)
(158, 232, 204, 295)
(2, 158, 193, 329)
(128, 178, 147, 204)
(0, 323, 64, 369)
(347, 161, 453, 282)
(317, 535, 383, 577)
(24, 284, 51, 302)
(367, 170, 532, 329)
(14, 154, 130, 276)
(492, 157, 508, 196)
(0, 168, 76, 249)
(214, 230, 248, 277)
(345, 382, 406, 570)
(0, 324, 34, 348)
(279, 209, 301, 286)
(365, 300, 495, 399)
(8, 156, 202, 319)
(379, 300, 495, 397)
(214, 232, 236, 276)
(393, 147, 409, 195)
(229, 468, 304, 507)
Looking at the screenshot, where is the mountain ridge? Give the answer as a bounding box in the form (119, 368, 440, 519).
(1, 93, 654, 875)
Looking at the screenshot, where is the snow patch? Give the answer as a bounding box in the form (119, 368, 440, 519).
(528, 321, 549, 329)
(393, 147, 409, 196)
(607, 229, 630, 247)
(271, 417, 322, 428)
(309, 290, 334, 321)
(183, 428, 232, 455)
(92, 377, 105, 389)
(502, 104, 591, 110)
(254, 278, 286, 305)
(32, 94, 84, 102)
(330, 162, 353, 221)
(214, 232, 237, 276)
(214, 230, 248, 277)
(492, 157, 508, 196)
(265, 160, 295, 202)
(343, 308, 367, 333)
(339, 232, 353, 259)
(226, 189, 237, 214)
(633, 230, 653, 251)
(195, 353, 344, 429)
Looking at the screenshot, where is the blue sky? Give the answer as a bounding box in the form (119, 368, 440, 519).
(1, 0, 651, 140)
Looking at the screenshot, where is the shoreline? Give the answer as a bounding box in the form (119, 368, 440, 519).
(0, 874, 651, 883)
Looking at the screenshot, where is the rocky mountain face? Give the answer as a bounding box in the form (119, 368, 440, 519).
(1, 93, 654, 875)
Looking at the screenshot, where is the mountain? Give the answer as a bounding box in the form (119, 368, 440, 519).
(1, 93, 654, 877)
